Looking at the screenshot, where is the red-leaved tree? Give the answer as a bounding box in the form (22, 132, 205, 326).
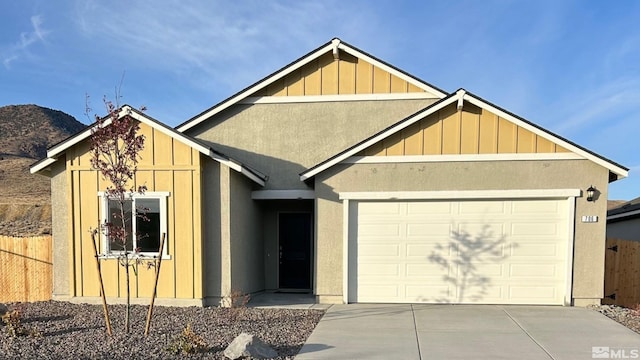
(90, 97, 146, 333)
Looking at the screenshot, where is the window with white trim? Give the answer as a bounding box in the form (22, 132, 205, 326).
(100, 192, 169, 257)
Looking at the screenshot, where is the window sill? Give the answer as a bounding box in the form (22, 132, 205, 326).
(98, 253, 171, 261)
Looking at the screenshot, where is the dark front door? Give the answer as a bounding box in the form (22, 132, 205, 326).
(278, 212, 312, 290)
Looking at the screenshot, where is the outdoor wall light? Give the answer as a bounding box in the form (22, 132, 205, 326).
(586, 185, 596, 202)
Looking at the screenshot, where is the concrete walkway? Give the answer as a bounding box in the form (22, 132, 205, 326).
(297, 304, 640, 359)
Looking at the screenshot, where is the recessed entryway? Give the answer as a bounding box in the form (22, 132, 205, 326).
(278, 212, 312, 290)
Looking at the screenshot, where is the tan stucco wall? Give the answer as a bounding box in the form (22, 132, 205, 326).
(202, 157, 223, 301)
(315, 159, 610, 305)
(187, 99, 437, 189)
(50, 156, 69, 298)
(229, 169, 264, 294)
(607, 218, 640, 241)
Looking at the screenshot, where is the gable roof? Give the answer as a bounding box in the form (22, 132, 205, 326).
(607, 196, 640, 221)
(300, 89, 629, 181)
(176, 38, 448, 132)
(30, 106, 267, 186)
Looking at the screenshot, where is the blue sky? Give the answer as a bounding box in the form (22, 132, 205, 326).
(1, 1, 639, 200)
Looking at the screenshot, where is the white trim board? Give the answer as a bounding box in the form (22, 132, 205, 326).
(239, 92, 438, 105)
(339, 189, 582, 201)
(343, 153, 584, 164)
(251, 190, 315, 200)
(564, 196, 577, 306)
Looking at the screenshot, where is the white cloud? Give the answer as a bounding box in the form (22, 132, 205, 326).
(551, 78, 640, 135)
(2, 15, 50, 68)
(72, 0, 375, 91)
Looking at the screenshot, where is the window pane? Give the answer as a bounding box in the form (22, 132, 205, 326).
(136, 198, 161, 252)
(107, 199, 133, 251)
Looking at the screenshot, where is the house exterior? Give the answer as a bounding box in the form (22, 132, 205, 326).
(32, 38, 628, 307)
(607, 198, 640, 241)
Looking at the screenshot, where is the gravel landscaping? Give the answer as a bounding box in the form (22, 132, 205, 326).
(590, 304, 640, 334)
(0, 301, 325, 359)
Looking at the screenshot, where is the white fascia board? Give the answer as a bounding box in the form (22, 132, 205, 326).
(300, 93, 460, 181)
(41, 107, 266, 186)
(30, 158, 57, 174)
(344, 153, 584, 164)
(339, 189, 581, 200)
(209, 153, 265, 186)
(336, 43, 447, 98)
(239, 92, 438, 104)
(177, 43, 336, 132)
(125, 110, 215, 157)
(607, 209, 640, 221)
(464, 95, 629, 180)
(251, 190, 315, 200)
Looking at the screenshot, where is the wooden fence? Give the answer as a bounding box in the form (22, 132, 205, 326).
(0, 235, 52, 302)
(603, 238, 640, 308)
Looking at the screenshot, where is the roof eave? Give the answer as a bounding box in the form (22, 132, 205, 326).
(300, 88, 629, 182)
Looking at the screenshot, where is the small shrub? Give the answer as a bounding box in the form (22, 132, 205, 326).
(2, 309, 41, 338)
(165, 324, 207, 354)
(222, 289, 251, 309)
(222, 289, 251, 322)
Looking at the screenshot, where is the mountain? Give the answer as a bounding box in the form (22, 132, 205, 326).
(0, 104, 86, 159)
(0, 104, 86, 236)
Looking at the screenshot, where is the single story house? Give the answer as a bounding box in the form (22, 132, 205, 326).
(607, 197, 640, 241)
(32, 38, 628, 307)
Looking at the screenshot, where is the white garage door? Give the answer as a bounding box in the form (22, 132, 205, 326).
(352, 199, 570, 305)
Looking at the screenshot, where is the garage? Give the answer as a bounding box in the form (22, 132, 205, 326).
(347, 196, 573, 305)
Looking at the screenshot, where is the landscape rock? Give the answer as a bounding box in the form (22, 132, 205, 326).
(224, 332, 278, 359)
(0, 303, 7, 324)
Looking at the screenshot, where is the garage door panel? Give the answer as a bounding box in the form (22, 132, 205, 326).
(407, 223, 451, 236)
(407, 202, 452, 215)
(406, 263, 456, 277)
(511, 243, 561, 257)
(406, 243, 457, 257)
(462, 285, 504, 302)
(358, 263, 400, 276)
(467, 263, 505, 277)
(509, 263, 561, 277)
(458, 201, 506, 214)
(353, 198, 569, 305)
(509, 286, 559, 301)
(406, 285, 455, 301)
(358, 285, 399, 299)
(511, 222, 563, 236)
(511, 200, 564, 214)
(359, 202, 402, 214)
(359, 243, 401, 257)
(358, 223, 401, 236)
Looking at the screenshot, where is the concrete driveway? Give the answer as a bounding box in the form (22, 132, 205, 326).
(297, 304, 640, 359)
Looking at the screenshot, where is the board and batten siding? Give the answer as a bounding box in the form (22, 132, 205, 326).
(359, 103, 570, 156)
(66, 123, 203, 300)
(252, 52, 426, 97)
